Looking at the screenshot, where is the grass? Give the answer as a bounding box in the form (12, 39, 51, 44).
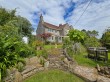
(68, 49, 110, 67)
(73, 53, 109, 67)
(37, 50, 42, 56)
(44, 44, 62, 50)
(24, 70, 85, 82)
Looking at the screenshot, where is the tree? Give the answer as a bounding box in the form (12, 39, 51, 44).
(39, 33, 52, 44)
(16, 16, 33, 37)
(6, 16, 33, 37)
(0, 7, 34, 79)
(87, 30, 98, 37)
(0, 7, 33, 37)
(101, 27, 110, 48)
(81, 29, 101, 47)
(68, 29, 86, 54)
(82, 29, 99, 38)
(0, 7, 16, 26)
(68, 29, 86, 43)
(84, 37, 101, 47)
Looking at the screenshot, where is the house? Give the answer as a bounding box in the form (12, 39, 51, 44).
(36, 15, 73, 43)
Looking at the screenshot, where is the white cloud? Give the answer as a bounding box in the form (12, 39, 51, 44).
(0, 0, 110, 37)
(67, 0, 110, 37)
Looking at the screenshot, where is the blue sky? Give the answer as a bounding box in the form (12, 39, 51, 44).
(0, 0, 110, 37)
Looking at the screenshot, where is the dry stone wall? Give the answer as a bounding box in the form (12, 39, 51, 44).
(3, 49, 110, 82)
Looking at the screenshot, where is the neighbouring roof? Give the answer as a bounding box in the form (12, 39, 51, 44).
(43, 22, 66, 30)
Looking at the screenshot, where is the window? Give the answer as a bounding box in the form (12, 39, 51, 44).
(52, 36, 53, 40)
(48, 28, 50, 31)
(52, 29, 54, 32)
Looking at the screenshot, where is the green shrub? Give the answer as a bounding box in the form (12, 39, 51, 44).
(62, 37, 71, 49)
(42, 50, 48, 59)
(84, 37, 101, 47)
(32, 40, 44, 49)
(0, 7, 34, 80)
(17, 62, 24, 72)
(40, 58, 45, 66)
(0, 69, 1, 82)
(45, 41, 51, 45)
(101, 30, 110, 49)
(0, 35, 34, 79)
(66, 43, 87, 57)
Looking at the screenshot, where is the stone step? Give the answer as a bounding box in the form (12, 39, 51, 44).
(22, 66, 44, 79)
(21, 66, 36, 75)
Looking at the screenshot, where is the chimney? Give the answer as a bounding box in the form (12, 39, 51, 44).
(59, 24, 62, 27)
(40, 14, 44, 23)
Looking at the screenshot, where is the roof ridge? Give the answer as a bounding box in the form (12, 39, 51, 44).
(43, 21, 67, 30)
(44, 22, 59, 28)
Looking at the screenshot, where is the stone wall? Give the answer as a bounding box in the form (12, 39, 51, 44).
(3, 49, 110, 82)
(3, 57, 45, 82)
(63, 48, 110, 82)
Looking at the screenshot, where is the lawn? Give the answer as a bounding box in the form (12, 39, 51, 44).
(24, 70, 85, 82)
(73, 52, 110, 67)
(66, 47, 110, 67)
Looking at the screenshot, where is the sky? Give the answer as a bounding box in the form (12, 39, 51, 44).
(0, 0, 110, 38)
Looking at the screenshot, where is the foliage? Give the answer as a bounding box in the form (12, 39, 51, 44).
(101, 27, 110, 49)
(28, 35, 37, 46)
(81, 29, 101, 47)
(0, 7, 33, 37)
(84, 37, 101, 47)
(16, 62, 24, 72)
(40, 58, 45, 66)
(87, 30, 98, 37)
(45, 41, 51, 45)
(0, 34, 34, 78)
(37, 44, 62, 59)
(13, 16, 33, 37)
(62, 37, 71, 48)
(67, 43, 86, 56)
(0, 7, 34, 79)
(24, 70, 85, 82)
(67, 29, 86, 54)
(39, 33, 52, 43)
(68, 29, 86, 43)
(42, 49, 48, 59)
(82, 29, 99, 38)
(32, 40, 44, 48)
(0, 69, 1, 82)
(36, 46, 49, 59)
(0, 8, 16, 26)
